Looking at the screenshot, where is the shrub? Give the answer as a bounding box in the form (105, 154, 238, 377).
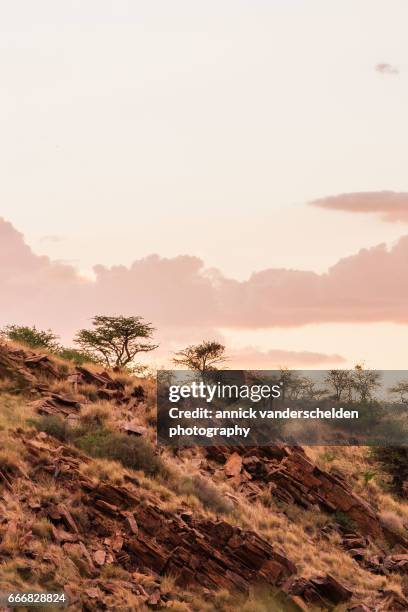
(1, 325, 60, 351)
(333, 511, 355, 531)
(80, 458, 124, 485)
(363, 470, 376, 484)
(0, 448, 23, 476)
(76, 429, 166, 477)
(32, 518, 53, 540)
(32, 413, 167, 479)
(320, 451, 336, 462)
(372, 447, 408, 496)
(79, 403, 111, 428)
(177, 475, 233, 515)
(32, 415, 70, 441)
(379, 510, 406, 535)
(57, 347, 98, 365)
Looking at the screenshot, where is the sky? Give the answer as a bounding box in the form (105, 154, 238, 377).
(1, 1, 408, 369)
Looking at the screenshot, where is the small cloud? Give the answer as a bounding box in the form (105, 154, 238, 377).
(375, 63, 399, 76)
(310, 191, 408, 223)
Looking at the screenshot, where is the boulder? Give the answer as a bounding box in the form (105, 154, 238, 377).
(224, 452, 243, 477)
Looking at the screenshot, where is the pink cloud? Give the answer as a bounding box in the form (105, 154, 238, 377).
(1, 216, 408, 349)
(375, 63, 400, 75)
(228, 347, 345, 369)
(310, 191, 408, 223)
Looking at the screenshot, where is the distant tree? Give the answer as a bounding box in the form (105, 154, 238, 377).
(352, 363, 381, 402)
(325, 370, 353, 401)
(278, 367, 297, 401)
(373, 446, 408, 497)
(172, 340, 227, 371)
(1, 325, 60, 351)
(296, 376, 327, 400)
(74, 315, 158, 369)
(389, 380, 408, 404)
(279, 369, 326, 401)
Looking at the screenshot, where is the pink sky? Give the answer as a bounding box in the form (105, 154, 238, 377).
(2, 198, 408, 369)
(1, 2, 407, 368)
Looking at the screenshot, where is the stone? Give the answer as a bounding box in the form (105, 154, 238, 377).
(94, 550, 106, 565)
(224, 452, 243, 477)
(309, 574, 353, 604)
(125, 513, 139, 534)
(121, 422, 147, 436)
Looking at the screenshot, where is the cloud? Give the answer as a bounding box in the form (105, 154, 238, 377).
(310, 191, 408, 223)
(228, 347, 345, 369)
(375, 63, 400, 75)
(1, 216, 408, 351)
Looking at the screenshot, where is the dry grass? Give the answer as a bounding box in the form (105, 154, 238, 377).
(0, 394, 35, 432)
(189, 586, 299, 612)
(379, 509, 406, 534)
(31, 517, 54, 540)
(306, 445, 408, 536)
(224, 485, 389, 597)
(79, 402, 112, 428)
(80, 458, 125, 485)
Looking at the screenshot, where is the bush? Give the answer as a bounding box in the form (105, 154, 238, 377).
(32, 414, 167, 479)
(32, 415, 71, 442)
(379, 509, 406, 535)
(76, 428, 166, 477)
(80, 458, 124, 485)
(79, 403, 111, 428)
(57, 347, 98, 365)
(333, 510, 355, 531)
(177, 474, 233, 515)
(2, 325, 60, 351)
(372, 446, 408, 496)
(32, 518, 53, 540)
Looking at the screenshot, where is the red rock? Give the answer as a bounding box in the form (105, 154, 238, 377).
(85, 588, 101, 599)
(95, 499, 119, 515)
(94, 550, 106, 565)
(28, 499, 41, 510)
(121, 422, 147, 436)
(147, 589, 161, 607)
(58, 504, 79, 534)
(125, 513, 139, 534)
(379, 589, 408, 610)
(384, 554, 408, 572)
(224, 452, 243, 477)
(309, 574, 353, 604)
(179, 511, 194, 525)
(79, 541, 95, 570)
(112, 535, 124, 552)
(51, 526, 79, 543)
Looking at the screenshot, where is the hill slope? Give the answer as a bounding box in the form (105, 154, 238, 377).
(1, 342, 408, 611)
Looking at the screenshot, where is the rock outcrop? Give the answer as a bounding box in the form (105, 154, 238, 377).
(207, 446, 408, 547)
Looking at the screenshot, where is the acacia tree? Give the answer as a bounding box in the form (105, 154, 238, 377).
(1, 325, 60, 351)
(352, 363, 381, 402)
(74, 315, 158, 369)
(325, 370, 353, 401)
(279, 368, 326, 401)
(389, 380, 408, 404)
(172, 340, 227, 371)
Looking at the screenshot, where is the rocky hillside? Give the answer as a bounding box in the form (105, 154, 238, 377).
(1, 342, 408, 611)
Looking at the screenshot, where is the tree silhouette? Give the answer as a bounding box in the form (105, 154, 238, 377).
(75, 315, 158, 368)
(172, 340, 227, 371)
